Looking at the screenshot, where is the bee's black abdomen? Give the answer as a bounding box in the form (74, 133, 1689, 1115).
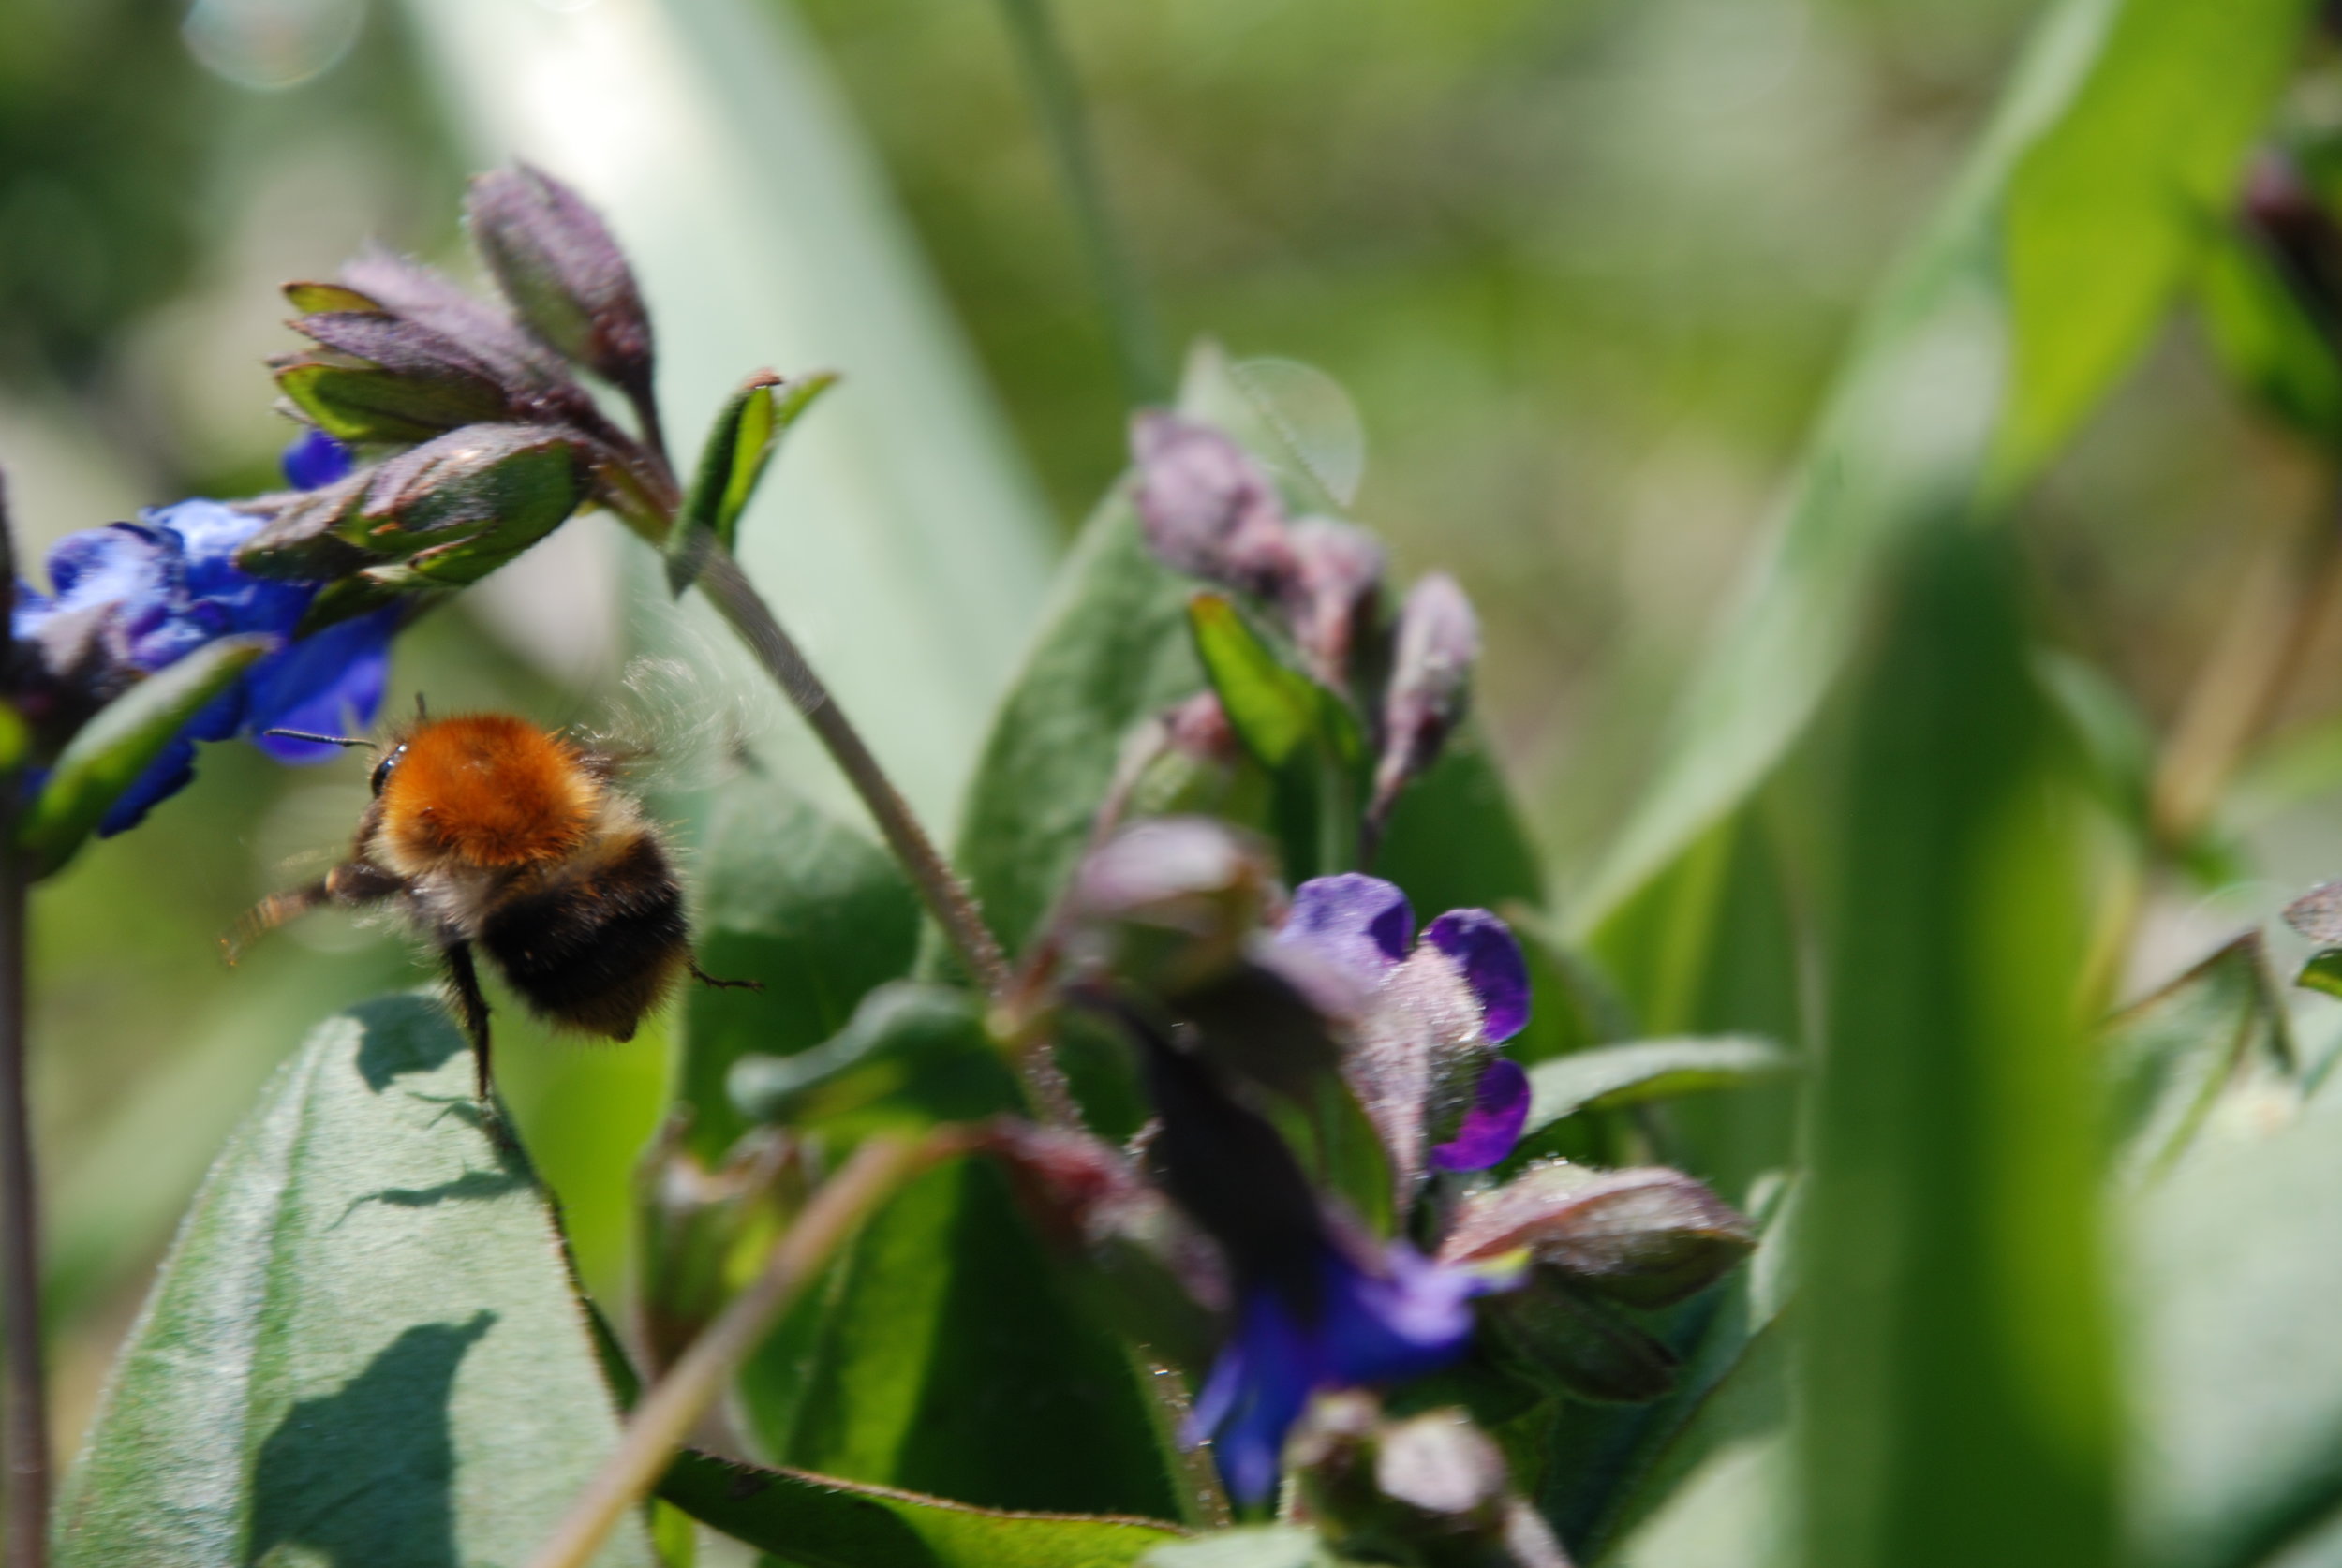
(479, 831, 689, 1038)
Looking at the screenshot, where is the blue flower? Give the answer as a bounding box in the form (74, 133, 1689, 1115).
(281, 428, 355, 491)
(1278, 873, 1533, 1179)
(1122, 998, 1499, 1505)
(1187, 1236, 1490, 1504)
(11, 497, 398, 836)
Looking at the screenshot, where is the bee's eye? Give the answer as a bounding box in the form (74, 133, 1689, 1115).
(370, 743, 408, 797)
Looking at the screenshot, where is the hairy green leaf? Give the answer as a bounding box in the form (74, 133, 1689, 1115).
(729, 983, 1020, 1136)
(55, 996, 653, 1567)
(749, 1153, 1184, 1521)
(2127, 1084, 2342, 1568)
(660, 1448, 1180, 1567)
(1143, 1527, 1340, 1568)
(679, 773, 920, 1161)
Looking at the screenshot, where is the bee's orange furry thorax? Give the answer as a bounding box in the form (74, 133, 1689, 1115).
(378, 714, 599, 871)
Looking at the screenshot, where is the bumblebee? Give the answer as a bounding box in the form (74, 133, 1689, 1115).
(234, 708, 750, 1101)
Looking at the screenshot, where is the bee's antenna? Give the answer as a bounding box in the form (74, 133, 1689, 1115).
(415, 692, 429, 722)
(261, 728, 377, 750)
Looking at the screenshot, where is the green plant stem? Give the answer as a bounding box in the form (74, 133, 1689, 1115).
(990, 0, 1167, 406)
(0, 814, 43, 1568)
(695, 550, 1012, 999)
(2152, 488, 2342, 852)
(526, 1131, 954, 1568)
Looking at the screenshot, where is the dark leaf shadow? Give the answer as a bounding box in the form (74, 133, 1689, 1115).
(352, 995, 468, 1092)
(244, 1311, 496, 1568)
(334, 1167, 529, 1229)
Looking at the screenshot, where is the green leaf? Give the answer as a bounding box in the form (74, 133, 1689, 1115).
(1187, 591, 1367, 879)
(2297, 948, 2342, 1003)
(749, 1153, 1184, 1521)
(20, 634, 273, 878)
(277, 353, 511, 444)
(1519, 1038, 1797, 1142)
(679, 773, 921, 1161)
(668, 371, 838, 595)
(1801, 524, 2116, 1568)
(1188, 593, 1350, 772)
(1579, 807, 1805, 1197)
(659, 1448, 1180, 1566)
(1574, 0, 2315, 937)
(55, 995, 654, 1567)
(1542, 1176, 1797, 1560)
(729, 982, 1021, 1136)
(952, 427, 1208, 960)
(1996, 0, 2316, 481)
(2104, 934, 2294, 1185)
(2195, 214, 2342, 451)
(397, 0, 1056, 831)
(1595, 1435, 1795, 1568)
(1143, 1527, 1340, 1568)
(2127, 1083, 2342, 1568)
(1371, 731, 1548, 932)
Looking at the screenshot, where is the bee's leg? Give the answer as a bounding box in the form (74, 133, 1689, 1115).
(223, 861, 406, 966)
(222, 881, 330, 965)
(688, 961, 763, 993)
(442, 940, 496, 1107)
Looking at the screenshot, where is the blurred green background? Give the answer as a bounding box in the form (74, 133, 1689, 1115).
(4, 0, 2331, 1463)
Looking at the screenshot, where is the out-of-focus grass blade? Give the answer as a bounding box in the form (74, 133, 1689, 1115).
(395, 0, 1054, 827)
(1801, 523, 2117, 1568)
(1572, 0, 2313, 935)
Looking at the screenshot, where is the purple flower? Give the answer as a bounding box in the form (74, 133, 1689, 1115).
(1277, 874, 1532, 1186)
(1189, 1238, 1488, 1504)
(11, 498, 398, 836)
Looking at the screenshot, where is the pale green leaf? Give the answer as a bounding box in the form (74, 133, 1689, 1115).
(55, 995, 653, 1567)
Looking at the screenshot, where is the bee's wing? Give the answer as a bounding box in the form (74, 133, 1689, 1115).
(2285, 879, 2342, 945)
(575, 640, 770, 795)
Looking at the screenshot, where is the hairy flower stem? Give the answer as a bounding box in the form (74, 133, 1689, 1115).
(695, 552, 1012, 998)
(525, 1132, 954, 1568)
(990, 0, 1166, 406)
(0, 821, 42, 1568)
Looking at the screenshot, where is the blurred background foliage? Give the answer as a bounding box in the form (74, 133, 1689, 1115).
(5, 0, 2337, 1482)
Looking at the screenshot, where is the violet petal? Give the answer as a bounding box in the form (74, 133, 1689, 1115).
(1423, 908, 1530, 1042)
(1429, 1058, 1531, 1172)
(1281, 873, 1414, 991)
